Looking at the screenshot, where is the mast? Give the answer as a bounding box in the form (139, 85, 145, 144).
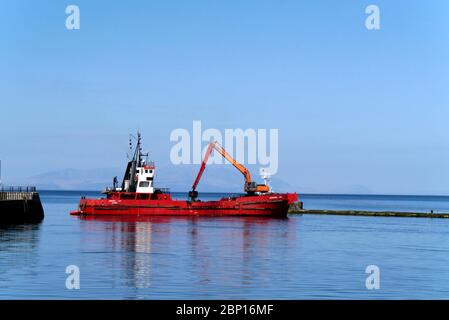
(120, 132, 143, 192)
(129, 132, 142, 192)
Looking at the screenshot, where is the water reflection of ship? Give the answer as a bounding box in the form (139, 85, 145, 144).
(123, 221, 152, 289)
(81, 216, 296, 298)
(78, 216, 294, 294)
(188, 217, 297, 290)
(79, 216, 157, 289)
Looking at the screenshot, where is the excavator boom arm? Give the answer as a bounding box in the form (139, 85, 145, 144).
(191, 142, 214, 191)
(213, 143, 252, 186)
(191, 141, 252, 192)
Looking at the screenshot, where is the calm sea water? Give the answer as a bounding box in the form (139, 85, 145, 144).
(1, 191, 449, 299)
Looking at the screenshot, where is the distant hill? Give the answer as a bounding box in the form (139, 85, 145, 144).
(20, 164, 298, 192)
(23, 168, 120, 191)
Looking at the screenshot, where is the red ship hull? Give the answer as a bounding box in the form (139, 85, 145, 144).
(71, 193, 298, 218)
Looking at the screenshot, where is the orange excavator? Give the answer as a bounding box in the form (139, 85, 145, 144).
(189, 141, 270, 201)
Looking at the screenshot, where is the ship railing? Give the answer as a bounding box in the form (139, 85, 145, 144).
(0, 186, 37, 193)
(102, 187, 112, 194)
(0, 192, 35, 201)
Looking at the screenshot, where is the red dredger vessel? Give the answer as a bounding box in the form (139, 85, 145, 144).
(70, 133, 298, 217)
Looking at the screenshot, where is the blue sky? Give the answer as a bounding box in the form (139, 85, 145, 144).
(0, 0, 448, 194)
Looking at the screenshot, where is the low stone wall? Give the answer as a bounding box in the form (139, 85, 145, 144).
(288, 201, 303, 212)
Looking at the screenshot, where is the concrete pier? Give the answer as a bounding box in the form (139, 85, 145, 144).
(288, 202, 449, 219)
(0, 187, 44, 224)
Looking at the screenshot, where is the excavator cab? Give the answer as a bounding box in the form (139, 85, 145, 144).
(188, 190, 199, 201)
(245, 182, 270, 194)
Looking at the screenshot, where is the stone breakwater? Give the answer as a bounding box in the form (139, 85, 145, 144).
(288, 202, 449, 218)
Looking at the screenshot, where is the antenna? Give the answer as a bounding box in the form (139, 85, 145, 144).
(0, 160, 2, 187)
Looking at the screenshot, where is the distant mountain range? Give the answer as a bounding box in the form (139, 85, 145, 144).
(22, 168, 119, 191)
(20, 165, 299, 193)
(15, 165, 380, 195)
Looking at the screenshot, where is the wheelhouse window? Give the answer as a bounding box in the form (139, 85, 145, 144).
(139, 181, 150, 188)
